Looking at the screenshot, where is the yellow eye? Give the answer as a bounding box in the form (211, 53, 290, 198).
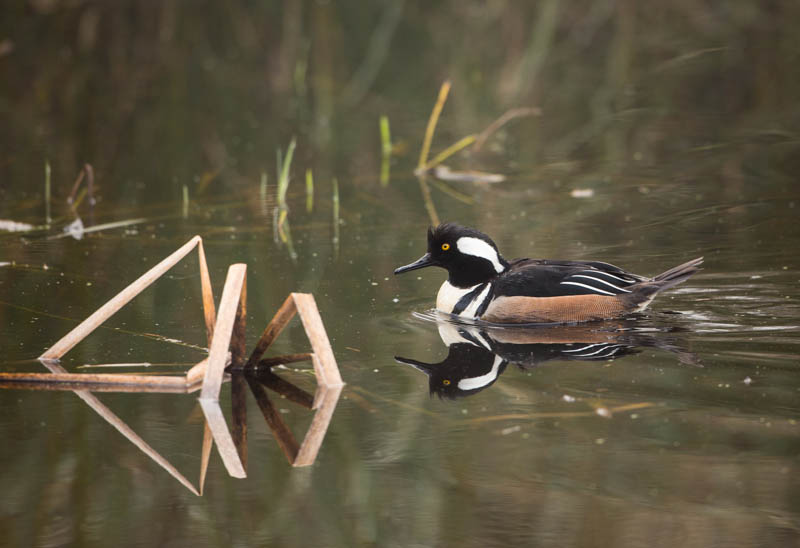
(443, 379, 451, 386)
(441, 243, 450, 251)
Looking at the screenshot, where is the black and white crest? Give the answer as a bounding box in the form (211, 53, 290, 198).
(427, 223, 510, 288)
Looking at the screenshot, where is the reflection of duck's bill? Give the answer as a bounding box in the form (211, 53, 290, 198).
(394, 356, 434, 375)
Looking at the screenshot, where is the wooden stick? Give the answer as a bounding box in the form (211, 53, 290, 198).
(247, 376, 298, 464)
(1, 370, 189, 389)
(231, 273, 247, 368)
(293, 384, 343, 466)
(243, 294, 297, 369)
(198, 399, 246, 478)
(201, 264, 246, 401)
(185, 358, 210, 386)
(292, 293, 343, 387)
(40, 236, 202, 360)
(197, 239, 216, 346)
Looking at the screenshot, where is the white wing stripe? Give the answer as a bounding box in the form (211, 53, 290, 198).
(559, 281, 616, 296)
(579, 270, 636, 283)
(570, 274, 632, 293)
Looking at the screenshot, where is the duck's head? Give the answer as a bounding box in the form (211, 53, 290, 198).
(394, 223, 509, 288)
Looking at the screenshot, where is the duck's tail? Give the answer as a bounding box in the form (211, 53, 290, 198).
(622, 257, 703, 310)
(651, 257, 704, 291)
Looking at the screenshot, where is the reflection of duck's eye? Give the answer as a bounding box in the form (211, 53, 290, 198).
(441, 243, 450, 251)
(443, 379, 451, 385)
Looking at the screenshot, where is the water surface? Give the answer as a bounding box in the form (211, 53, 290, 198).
(1, 3, 800, 547)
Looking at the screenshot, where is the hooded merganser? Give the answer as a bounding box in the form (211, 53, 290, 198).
(394, 223, 703, 324)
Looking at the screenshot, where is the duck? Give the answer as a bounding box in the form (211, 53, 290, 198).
(393, 223, 703, 324)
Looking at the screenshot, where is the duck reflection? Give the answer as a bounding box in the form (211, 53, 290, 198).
(397, 318, 696, 399)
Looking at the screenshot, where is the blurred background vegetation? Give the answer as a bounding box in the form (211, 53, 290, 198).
(2, 0, 799, 208)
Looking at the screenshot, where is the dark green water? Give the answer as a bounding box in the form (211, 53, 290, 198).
(2, 3, 800, 547)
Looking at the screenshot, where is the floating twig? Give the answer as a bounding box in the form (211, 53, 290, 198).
(5, 236, 342, 480)
(39, 236, 209, 360)
(433, 166, 505, 185)
(243, 293, 343, 387)
(46, 217, 149, 240)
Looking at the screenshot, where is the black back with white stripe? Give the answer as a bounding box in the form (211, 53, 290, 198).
(493, 259, 647, 298)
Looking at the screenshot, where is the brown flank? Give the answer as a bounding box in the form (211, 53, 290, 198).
(482, 294, 628, 324)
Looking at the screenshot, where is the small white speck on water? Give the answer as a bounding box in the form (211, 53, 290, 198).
(373, 369, 379, 373)
(392, 298, 399, 303)
(596, 407, 611, 418)
(743, 376, 752, 385)
(562, 394, 576, 403)
(570, 188, 594, 198)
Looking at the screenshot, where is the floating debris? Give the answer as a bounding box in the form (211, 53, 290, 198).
(0, 219, 35, 232)
(500, 425, 521, 436)
(570, 188, 595, 198)
(63, 217, 85, 240)
(595, 407, 612, 418)
(433, 165, 506, 184)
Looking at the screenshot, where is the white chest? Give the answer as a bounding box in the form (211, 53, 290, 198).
(436, 281, 492, 318)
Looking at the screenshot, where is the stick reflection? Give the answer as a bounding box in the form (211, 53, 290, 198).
(1, 356, 342, 495)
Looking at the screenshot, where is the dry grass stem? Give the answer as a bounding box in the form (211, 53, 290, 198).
(417, 80, 451, 170)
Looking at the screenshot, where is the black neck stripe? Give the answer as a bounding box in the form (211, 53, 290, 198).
(452, 283, 488, 315)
